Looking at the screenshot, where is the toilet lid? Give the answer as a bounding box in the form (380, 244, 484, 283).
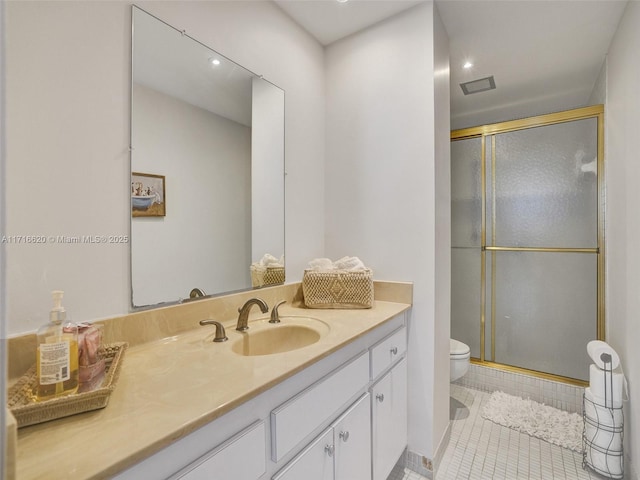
(450, 338, 470, 356)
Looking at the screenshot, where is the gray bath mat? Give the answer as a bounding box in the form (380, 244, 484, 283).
(481, 391, 583, 452)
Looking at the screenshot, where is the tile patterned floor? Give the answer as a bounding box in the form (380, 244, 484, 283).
(435, 385, 610, 480)
(386, 464, 430, 480)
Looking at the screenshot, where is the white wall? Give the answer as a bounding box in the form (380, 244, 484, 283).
(432, 4, 451, 459)
(325, 2, 450, 460)
(5, 1, 325, 334)
(6, 1, 131, 333)
(604, 1, 640, 477)
(252, 78, 285, 263)
(588, 59, 607, 106)
(131, 84, 251, 306)
(0, 1, 7, 477)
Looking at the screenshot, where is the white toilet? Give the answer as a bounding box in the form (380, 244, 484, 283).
(450, 338, 471, 382)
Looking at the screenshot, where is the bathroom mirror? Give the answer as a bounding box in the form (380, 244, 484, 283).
(131, 6, 285, 308)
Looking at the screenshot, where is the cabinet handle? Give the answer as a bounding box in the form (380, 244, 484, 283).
(376, 393, 385, 403)
(339, 431, 350, 442)
(390, 347, 398, 355)
(325, 444, 335, 457)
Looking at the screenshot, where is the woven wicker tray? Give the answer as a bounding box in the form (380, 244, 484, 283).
(7, 342, 128, 428)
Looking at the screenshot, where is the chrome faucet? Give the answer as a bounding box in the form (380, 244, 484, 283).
(190, 288, 206, 298)
(236, 298, 268, 331)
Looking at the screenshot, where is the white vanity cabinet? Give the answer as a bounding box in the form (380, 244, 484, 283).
(114, 312, 408, 480)
(370, 329, 408, 480)
(273, 394, 371, 480)
(274, 324, 407, 480)
(171, 422, 266, 480)
(270, 352, 369, 461)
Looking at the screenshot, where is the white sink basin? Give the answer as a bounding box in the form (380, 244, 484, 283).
(231, 316, 329, 356)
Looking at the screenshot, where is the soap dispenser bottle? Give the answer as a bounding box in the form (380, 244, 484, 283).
(35, 290, 79, 400)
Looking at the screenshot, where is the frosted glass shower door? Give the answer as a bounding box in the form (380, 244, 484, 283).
(490, 118, 599, 381)
(492, 119, 598, 248)
(451, 137, 483, 359)
(451, 106, 603, 383)
(492, 252, 597, 379)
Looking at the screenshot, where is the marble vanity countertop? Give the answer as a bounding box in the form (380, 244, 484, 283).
(14, 298, 411, 480)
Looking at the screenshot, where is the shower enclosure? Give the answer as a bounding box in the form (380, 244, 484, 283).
(451, 105, 604, 383)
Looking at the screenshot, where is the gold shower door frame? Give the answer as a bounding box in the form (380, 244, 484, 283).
(451, 105, 605, 385)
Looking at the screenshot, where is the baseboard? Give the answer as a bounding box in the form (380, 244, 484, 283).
(403, 449, 432, 478)
(626, 453, 638, 480)
(399, 419, 452, 479)
(434, 420, 452, 475)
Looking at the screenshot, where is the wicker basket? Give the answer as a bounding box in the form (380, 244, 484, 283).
(302, 269, 373, 309)
(7, 342, 128, 428)
(251, 264, 285, 288)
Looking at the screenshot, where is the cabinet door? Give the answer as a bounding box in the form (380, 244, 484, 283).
(371, 357, 407, 480)
(334, 394, 371, 480)
(272, 429, 334, 480)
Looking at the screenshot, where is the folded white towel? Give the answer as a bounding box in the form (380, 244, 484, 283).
(334, 256, 366, 271)
(308, 258, 334, 271)
(307, 256, 368, 272)
(254, 253, 284, 268)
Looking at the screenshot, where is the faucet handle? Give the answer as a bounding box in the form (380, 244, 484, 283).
(270, 300, 286, 324)
(199, 319, 228, 342)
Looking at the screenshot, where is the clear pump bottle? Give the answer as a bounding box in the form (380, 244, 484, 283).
(35, 290, 79, 400)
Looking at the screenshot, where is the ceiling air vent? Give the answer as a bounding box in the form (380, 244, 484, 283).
(460, 76, 496, 95)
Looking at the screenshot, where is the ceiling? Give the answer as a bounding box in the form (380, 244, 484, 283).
(274, 0, 628, 129)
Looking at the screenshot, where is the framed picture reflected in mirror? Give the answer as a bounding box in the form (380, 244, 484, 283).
(132, 172, 166, 217)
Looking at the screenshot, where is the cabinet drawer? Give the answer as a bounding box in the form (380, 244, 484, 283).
(370, 326, 406, 380)
(271, 351, 369, 461)
(173, 421, 265, 480)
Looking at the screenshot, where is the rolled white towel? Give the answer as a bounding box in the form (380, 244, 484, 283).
(584, 420, 623, 452)
(584, 388, 624, 427)
(589, 364, 624, 408)
(334, 256, 366, 271)
(308, 256, 368, 271)
(308, 258, 334, 271)
(258, 253, 283, 267)
(584, 443, 623, 477)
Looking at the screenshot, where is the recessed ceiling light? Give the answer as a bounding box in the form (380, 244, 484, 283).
(463, 61, 473, 69)
(209, 58, 221, 66)
(336, 0, 349, 3)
